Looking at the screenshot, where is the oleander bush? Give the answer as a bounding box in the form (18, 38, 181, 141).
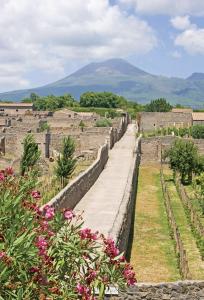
(0, 168, 136, 299)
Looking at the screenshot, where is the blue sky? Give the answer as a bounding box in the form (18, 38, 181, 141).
(0, 0, 204, 92)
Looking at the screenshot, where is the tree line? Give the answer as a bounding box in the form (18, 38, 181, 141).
(21, 92, 182, 113)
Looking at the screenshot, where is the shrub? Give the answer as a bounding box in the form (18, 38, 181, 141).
(161, 127, 167, 136)
(192, 125, 204, 139)
(95, 118, 112, 127)
(0, 168, 136, 299)
(79, 120, 85, 132)
(39, 121, 50, 132)
(178, 127, 189, 137)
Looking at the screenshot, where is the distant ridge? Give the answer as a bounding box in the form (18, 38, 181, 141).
(0, 58, 204, 107)
(187, 72, 204, 81)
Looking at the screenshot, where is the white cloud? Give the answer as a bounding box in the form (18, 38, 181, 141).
(171, 16, 191, 30)
(0, 0, 157, 91)
(119, 0, 204, 16)
(171, 51, 182, 59)
(175, 27, 204, 55)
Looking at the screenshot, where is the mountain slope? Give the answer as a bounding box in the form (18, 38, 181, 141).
(0, 58, 204, 106)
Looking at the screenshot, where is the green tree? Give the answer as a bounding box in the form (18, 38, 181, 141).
(166, 139, 198, 184)
(22, 94, 78, 111)
(55, 136, 77, 187)
(145, 98, 172, 112)
(20, 134, 41, 176)
(30, 92, 39, 102)
(80, 91, 128, 108)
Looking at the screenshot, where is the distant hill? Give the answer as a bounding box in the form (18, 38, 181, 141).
(0, 58, 204, 107)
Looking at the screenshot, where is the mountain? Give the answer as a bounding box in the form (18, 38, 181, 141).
(1, 58, 204, 106)
(187, 73, 204, 81)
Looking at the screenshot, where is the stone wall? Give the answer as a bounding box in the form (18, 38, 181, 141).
(48, 117, 97, 129)
(1, 133, 46, 158)
(141, 136, 204, 163)
(141, 136, 175, 163)
(139, 112, 192, 132)
(114, 281, 204, 299)
(42, 142, 109, 210)
(0, 114, 129, 162)
(108, 137, 141, 253)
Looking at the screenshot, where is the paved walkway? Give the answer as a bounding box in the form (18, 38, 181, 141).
(74, 124, 136, 236)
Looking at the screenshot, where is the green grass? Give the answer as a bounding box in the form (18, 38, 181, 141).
(130, 164, 180, 282)
(164, 170, 204, 280)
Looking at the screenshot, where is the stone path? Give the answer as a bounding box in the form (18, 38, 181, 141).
(74, 124, 136, 237)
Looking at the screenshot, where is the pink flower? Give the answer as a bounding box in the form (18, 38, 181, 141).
(76, 283, 90, 299)
(5, 167, 14, 175)
(79, 228, 98, 241)
(104, 238, 119, 258)
(0, 173, 5, 181)
(40, 220, 49, 231)
(31, 190, 41, 200)
(0, 251, 6, 259)
(86, 269, 97, 284)
(64, 209, 75, 220)
(47, 230, 54, 237)
(44, 205, 55, 220)
(36, 236, 48, 250)
(123, 264, 137, 286)
(36, 236, 49, 258)
(29, 267, 39, 273)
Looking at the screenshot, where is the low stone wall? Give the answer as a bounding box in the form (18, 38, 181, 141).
(108, 137, 141, 253)
(114, 281, 204, 299)
(43, 142, 109, 210)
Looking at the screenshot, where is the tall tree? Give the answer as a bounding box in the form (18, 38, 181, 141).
(20, 134, 41, 176)
(55, 137, 77, 187)
(166, 139, 198, 184)
(145, 98, 172, 112)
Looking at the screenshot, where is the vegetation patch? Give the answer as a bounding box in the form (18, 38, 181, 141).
(130, 164, 180, 282)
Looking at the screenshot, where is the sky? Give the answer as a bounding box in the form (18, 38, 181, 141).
(1, 0, 204, 92)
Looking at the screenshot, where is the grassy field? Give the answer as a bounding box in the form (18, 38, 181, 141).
(164, 168, 204, 280)
(130, 163, 180, 282)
